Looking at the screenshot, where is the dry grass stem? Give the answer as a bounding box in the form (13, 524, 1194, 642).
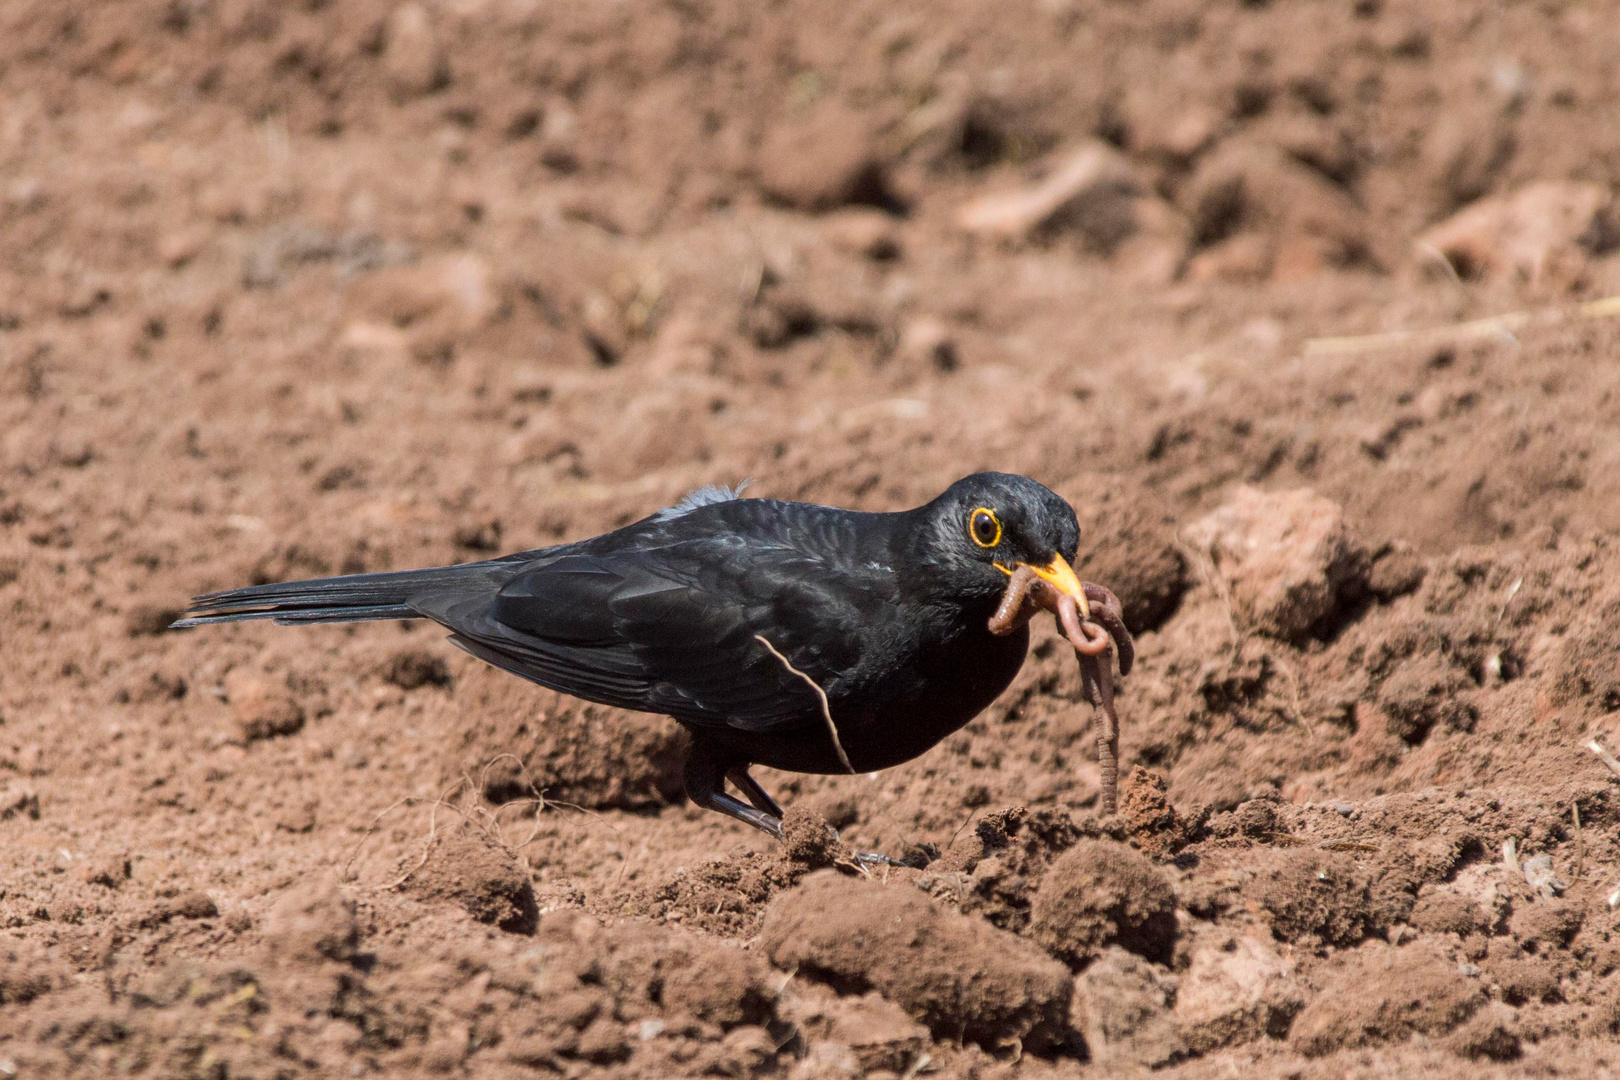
(1573, 801, 1585, 882)
(1587, 739, 1620, 780)
(757, 633, 854, 773)
(1303, 295, 1620, 358)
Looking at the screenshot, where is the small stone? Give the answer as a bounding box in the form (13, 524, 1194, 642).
(1174, 931, 1299, 1053)
(757, 102, 888, 212)
(1417, 181, 1611, 287)
(224, 669, 305, 741)
(1071, 947, 1185, 1069)
(955, 140, 1138, 243)
(1183, 485, 1367, 641)
(894, 317, 958, 374)
(383, 3, 449, 99)
(779, 984, 929, 1073)
(264, 878, 361, 963)
(170, 891, 219, 920)
(823, 207, 901, 260)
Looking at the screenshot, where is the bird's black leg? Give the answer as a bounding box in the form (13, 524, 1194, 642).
(725, 766, 784, 819)
(684, 739, 783, 839)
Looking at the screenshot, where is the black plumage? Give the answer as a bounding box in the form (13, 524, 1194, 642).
(177, 472, 1120, 838)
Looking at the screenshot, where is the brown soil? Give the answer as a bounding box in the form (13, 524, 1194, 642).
(6, 1, 1620, 1076)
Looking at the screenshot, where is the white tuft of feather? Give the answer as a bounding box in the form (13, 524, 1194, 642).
(654, 480, 752, 520)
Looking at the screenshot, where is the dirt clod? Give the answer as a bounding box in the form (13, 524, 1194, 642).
(1174, 929, 1301, 1054)
(1289, 944, 1486, 1057)
(381, 647, 452, 690)
(1251, 849, 1372, 947)
(224, 669, 306, 742)
(1410, 890, 1492, 937)
(169, 890, 219, 920)
(778, 983, 930, 1073)
(761, 870, 1073, 1052)
(403, 819, 538, 934)
(1119, 765, 1196, 856)
(1184, 486, 1367, 641)
(263, 879, 362, 964)
(1028, 838, 1178, 966)
(1071, 946, 1185, 1068)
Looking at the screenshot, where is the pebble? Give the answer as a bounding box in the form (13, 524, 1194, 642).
(1182, 485, 1365, 641)
(955, 140, 1137, 242)
(384, 3, 449, 98)
(1417, 181, 1611, 287)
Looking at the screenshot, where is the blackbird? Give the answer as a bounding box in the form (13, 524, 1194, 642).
(176, 473, 1129, 838)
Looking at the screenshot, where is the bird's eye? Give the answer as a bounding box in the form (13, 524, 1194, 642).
(968, 508, 1002, 548)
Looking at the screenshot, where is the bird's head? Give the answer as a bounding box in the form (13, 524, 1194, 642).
(908, 472, 1084, 607)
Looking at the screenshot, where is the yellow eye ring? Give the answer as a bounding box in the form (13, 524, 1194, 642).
(968, 507, 1002, 548)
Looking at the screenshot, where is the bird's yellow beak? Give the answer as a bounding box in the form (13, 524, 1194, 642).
(999, 553, 1090, 618)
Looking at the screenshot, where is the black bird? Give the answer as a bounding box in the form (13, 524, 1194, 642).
(176, 473, 1119, 838)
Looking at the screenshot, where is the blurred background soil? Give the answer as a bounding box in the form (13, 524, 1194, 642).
(6, 1, 1620, 1076)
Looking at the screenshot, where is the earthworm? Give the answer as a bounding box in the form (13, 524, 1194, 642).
(988, 567, 1132, 816)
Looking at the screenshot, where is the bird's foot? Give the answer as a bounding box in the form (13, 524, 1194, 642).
(828, 828, 938, 872)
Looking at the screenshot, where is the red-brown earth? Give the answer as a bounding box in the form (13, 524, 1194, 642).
(6, 1, 1620, 1076)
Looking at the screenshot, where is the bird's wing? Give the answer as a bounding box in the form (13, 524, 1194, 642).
(409, 534, 882, 732)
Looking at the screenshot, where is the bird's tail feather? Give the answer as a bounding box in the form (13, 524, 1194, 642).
(172, 562, 504, 628)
